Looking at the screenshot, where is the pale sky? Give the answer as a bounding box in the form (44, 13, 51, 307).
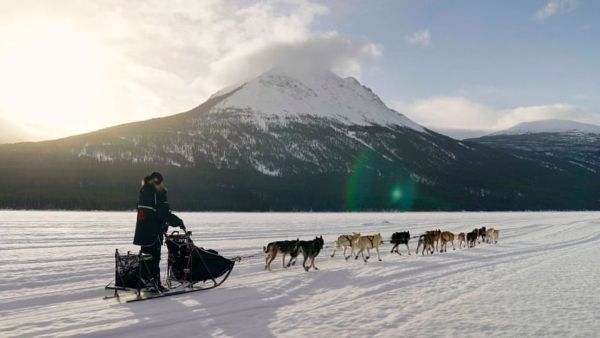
(0, 0, 598, 141)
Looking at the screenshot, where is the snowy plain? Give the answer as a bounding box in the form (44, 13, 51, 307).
(1, 211, 599, 338)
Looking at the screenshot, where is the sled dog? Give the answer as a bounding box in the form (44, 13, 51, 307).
(288, 236, 325, 271)
(439, 231, 455, 252)
(466, 229, 478, 248)
(456, 232, 466, 249)
(390, 231, 411, 255)
(331, 232, 361, 260)
(354, 233, 384, 262)
(479, 226, 487, 244)
(486, 228, 499, 244)
(263, 239, 300, 271)
(424, 229, 441, 252)
(416, 233, 435, 255)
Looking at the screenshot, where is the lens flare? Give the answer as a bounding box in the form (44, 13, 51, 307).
(391, 186, 403, 202)
(345, 149, 374, 211)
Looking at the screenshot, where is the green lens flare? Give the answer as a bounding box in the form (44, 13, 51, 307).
(391, 186, 403, 202)
(345, 149, 373, 211)
(345, 149, 416, 211)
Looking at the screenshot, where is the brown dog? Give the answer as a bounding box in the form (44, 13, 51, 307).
(416, 233, 435, 255)
(440, 231, 455, 252)
(425, 229, 442, 252)
(456, 232, 466, 249)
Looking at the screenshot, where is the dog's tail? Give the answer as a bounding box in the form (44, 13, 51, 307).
(263, 244, 269, 253)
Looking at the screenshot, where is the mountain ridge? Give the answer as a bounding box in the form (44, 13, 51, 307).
(490, 119, 600, 136)
(0, 70, 598, 211)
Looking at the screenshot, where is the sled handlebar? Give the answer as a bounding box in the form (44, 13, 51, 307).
(169, 230, 193, 237)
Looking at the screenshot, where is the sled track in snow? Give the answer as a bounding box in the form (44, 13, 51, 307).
(1, 211, 599, 337)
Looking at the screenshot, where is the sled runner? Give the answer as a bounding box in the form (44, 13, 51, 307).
(105, 231, 235, 302)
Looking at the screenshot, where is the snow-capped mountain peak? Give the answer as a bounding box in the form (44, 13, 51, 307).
(491, 119, 600, 136)
(208, 67, 425, 131)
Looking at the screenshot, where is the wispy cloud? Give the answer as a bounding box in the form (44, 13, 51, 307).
(406, 29, 431, 47)
(533, 0, 578, 21)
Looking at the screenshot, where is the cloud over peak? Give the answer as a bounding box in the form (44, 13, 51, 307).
(533, 0, 578, 21)
(0, 0, 381, 139)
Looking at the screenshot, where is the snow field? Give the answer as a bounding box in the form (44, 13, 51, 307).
(1, 211, 599, 337)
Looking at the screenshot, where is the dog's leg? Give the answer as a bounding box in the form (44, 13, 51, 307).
(355, 248, 362, 260)
(366, 248, 371, 260)
(311, 256, 318, 271)
(302, 252, 309, 272)
(266, 252, 276, 271)
(330, 245, 337, 258)
(376, 246, 382, 261)
(282, 253, 287, 269)
(406, 243, 411, 255)
(349, 246, 356, 260)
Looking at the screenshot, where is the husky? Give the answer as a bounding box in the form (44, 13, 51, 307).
(486, 228, 499, 244)
(456, 232, 466, 249)
(425, 229, 442, 252)
(288, 236, 325, 271)
(263, 238, 300, 271)
(466, 229, 478, 248)
(390, 231, 411, 256)
(354, 233, 384, 262)
(331, 232, 361, 260)
(416, 233, 435, 255)
(479, 226, 487, 244)
(439, 231, 455, 252)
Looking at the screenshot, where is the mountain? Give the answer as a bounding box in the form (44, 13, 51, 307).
(0, 116, 27, 144)
(490, 119, 600, 136)
(430, 128, 494, 140)
(0, 70, 598, 211)
(469, 119, 600, 176)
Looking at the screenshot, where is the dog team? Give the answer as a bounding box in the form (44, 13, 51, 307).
(263, 227, 500, 271)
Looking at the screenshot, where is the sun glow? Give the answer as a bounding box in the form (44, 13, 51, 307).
(0, 22, 104, 136)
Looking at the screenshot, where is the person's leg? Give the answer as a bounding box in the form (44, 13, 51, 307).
(152, 241, 162, 284)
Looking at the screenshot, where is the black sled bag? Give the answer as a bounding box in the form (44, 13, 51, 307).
(166, 238, 234, 284)
(114, 251, 155, 289)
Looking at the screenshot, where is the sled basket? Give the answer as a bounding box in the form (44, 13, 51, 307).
(113, 250, 156, 290)
(165, 231, 235, 285)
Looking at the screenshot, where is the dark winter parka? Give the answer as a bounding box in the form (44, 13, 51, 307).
(133, 182, 184, 246)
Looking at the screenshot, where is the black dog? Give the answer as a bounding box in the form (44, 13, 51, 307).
(390, 231, 411, 255)
(479, 226, 487, 243)
(466, 229, 478, 248)
(263, 239, 300, 271)
(288, 236, 324, 271)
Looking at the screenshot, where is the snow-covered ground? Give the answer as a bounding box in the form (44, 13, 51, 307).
(1, 211, 599, 337)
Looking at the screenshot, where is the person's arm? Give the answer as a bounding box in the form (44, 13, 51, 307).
(156, 192, 185, 230)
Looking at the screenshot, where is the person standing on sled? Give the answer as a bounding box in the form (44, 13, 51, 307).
(133, 172, 185, 292)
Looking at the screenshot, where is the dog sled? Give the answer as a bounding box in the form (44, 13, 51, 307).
(105, 231, 236, 302)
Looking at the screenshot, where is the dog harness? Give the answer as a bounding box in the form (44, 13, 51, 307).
(367, 236, 375, 247)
